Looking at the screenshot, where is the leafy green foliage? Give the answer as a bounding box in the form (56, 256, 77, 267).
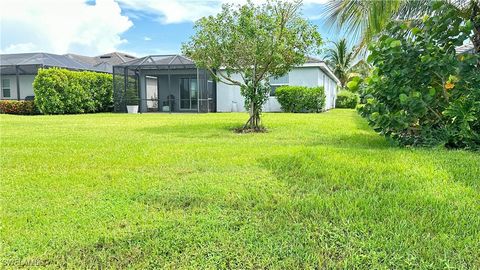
(358, 4, 480, 149)
(324, 0, 480, 54)
(33, 68, 113, 114)
(336, 90, 359, 109)
(346, 76, 363, 92)
(0, 100, 39, 115)
(125, 86, 140, 106)
(183, 0, 321, 130)
(325, 38, 355, 88)
(275, 86, 326, 112)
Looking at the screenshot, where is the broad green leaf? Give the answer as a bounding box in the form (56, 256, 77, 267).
(390, 40, 401, 48)
(347, 80, 358, 90)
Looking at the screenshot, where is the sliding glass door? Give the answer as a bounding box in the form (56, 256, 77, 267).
(179, 78, 198, 110)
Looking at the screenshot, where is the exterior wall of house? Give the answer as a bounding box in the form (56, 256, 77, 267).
(216, 67, 338, 112)
(0, 75, 36, 100)
(320, 72, 337, 110)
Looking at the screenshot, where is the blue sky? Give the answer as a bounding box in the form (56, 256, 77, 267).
(118, 3, 345, 56)
(0, 0, 351, 57)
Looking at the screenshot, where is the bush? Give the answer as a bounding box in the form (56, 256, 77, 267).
(336, 91, 359, 109)
(276, 86, 326, 113)
(0, 100, 39, 115)
(358, 3, 480, 150)
(33, 68, 113, 114)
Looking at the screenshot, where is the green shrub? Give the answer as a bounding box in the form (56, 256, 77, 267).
(33, 68, 113, 114)
(0, 100, 39, 115)
(336, 91, 359, 109)
(125, 86, 140, 106)
(276, 86, 325, 113)
(358, 3, 480, 150)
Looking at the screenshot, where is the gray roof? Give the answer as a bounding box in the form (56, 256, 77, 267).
(95, 52, 136, 65)
(0, 52, 96, 69)
(64, 53, 98, 65)
(0, 52, 109, 74)
(116, 54, 325, 68)
(65, 52, 137, 73)
(115, 55, 195, 69)
(0, 52, 137, 74)
(306, 56, 324, 64)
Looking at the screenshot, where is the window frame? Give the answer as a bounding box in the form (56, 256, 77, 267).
(269, 74, 289, 97)
(1, 79, 11, 98)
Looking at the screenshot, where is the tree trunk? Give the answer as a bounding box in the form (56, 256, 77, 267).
(243, 98, 261, 131)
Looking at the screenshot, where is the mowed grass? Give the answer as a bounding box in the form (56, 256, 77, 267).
(1, 110, 479, 269)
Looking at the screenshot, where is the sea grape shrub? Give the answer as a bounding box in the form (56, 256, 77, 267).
(358, 3, 480, 149)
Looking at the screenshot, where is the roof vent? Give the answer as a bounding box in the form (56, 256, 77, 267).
(99, 56, 111, 59)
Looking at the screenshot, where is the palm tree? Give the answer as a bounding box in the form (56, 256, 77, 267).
(325, 38, 355, 88)
(324, 0, 480, 53)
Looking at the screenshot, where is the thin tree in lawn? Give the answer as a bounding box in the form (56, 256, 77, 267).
(183, 0, 321, 131)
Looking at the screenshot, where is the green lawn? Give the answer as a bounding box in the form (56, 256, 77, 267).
(1, 110, 479, 269)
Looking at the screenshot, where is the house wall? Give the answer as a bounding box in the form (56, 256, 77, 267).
(216, 67, 337, 112)
(320, 72, 337, 110)
(0, 75, 36, 100)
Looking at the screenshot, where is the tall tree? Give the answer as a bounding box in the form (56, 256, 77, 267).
(183, 0, 321, 131)
(324, 0, 480, 53)
(325, 38, 355, 88)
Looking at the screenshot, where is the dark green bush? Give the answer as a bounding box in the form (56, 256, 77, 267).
(358, 3, 480, 150)
(276, 86, 325, 113)
(0, 100, 39, 115)
(336, 91, 359, 109)
(33, 68, 113, 114)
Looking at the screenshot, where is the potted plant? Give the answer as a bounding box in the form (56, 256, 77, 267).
(125, 87, 140, 113)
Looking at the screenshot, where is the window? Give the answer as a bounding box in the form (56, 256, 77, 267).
(180, 78, 198, 110)
(2, 79, 11, 98)
(269, 74, 289, 96)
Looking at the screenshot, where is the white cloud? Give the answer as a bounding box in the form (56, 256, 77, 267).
(144, 36, 152, 41)
(0, 43, 37, 54)
(117, 0, 328, 24)
(0, 0, 133, 55)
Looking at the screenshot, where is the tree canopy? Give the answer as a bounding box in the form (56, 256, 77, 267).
(183, 0, 321, 131)
(325, 38, 355, 88)
(324, 0, 480, 53)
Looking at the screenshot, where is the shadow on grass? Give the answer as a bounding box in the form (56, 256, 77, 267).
(138, 122, 241, 138)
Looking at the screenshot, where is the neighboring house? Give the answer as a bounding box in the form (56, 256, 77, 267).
(0, 52, 136, 100)
(113, 55, 340, 113)
(217, 56, 339, 112)
(456, 43, 475, 55)
(66, 52, 136, 73)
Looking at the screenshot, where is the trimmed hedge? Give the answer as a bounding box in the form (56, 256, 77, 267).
(0, 100, 39, 115)
(275, 86, 326, 113)
(33, 68, 113, 114)
(336, 91, 359, 109)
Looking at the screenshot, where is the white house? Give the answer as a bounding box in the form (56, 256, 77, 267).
(216, 57, 340, 112)
(1, 53, 339, 113)
(113, 55, 340, 113)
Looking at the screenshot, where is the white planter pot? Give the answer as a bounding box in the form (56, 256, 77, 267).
(127, 105, 139, 114)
